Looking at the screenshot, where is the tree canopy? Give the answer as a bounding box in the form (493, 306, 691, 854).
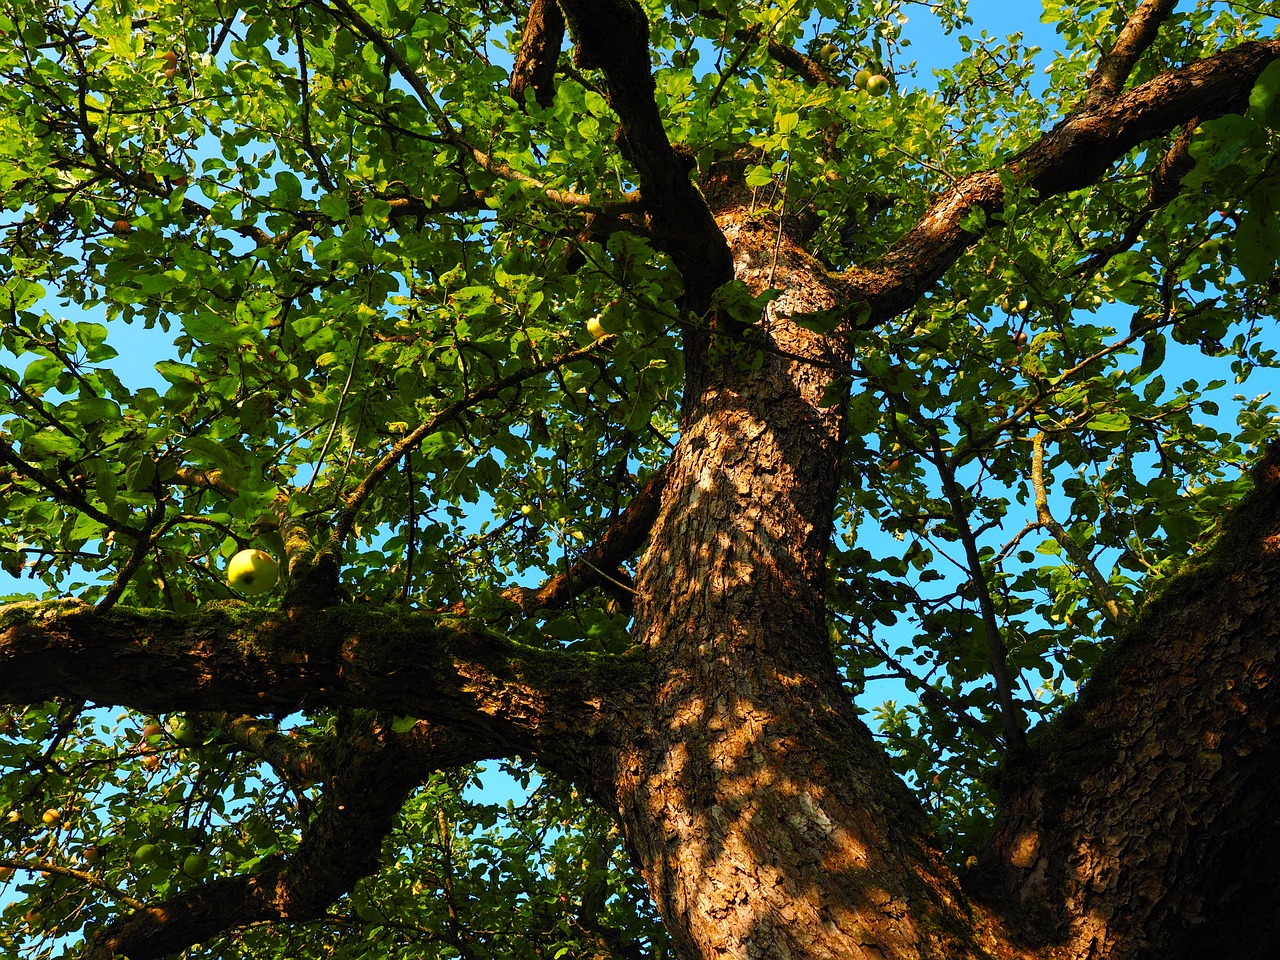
(2, 0, 1280, 958)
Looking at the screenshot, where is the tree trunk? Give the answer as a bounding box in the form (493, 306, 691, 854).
(601, 184, 999, 960)
(583, 178, 1280, 960)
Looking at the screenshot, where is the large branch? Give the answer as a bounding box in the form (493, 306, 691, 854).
(87, 719, 472, 960)
(852, 37, 1280, 323)
(0, 601, 643, 777)
(556, 0, 733, 311)
(1086, 0, 1178, 102)
(975, 445, 1280, 955)
(509, 0, 565, 108)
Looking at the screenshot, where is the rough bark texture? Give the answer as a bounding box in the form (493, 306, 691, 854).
(975, 449, 1280, 959)
(604, 176, 999, 960)
(4, 4, 1280, 960)
(509, 0, 565, 108)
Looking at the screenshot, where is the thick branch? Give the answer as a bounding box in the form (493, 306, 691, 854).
(852, 38, 1280, 322)
(977, 445, 1280, 954)
(556, 0, 733, 311)
(509, 0, 565, 108)
(0, 601, 643, 777)
(86, 719, 469, 959)
(1087, 0, 1178, 102)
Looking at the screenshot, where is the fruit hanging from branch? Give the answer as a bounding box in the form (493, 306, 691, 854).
(226, 549, 279, 596)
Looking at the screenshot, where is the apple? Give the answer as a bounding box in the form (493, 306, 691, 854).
(226, 548, 278, 595)
(182, 853, 209, 876)
(854, 69, 871, 89)
(41, 808, 61, 828)
(819, 42, 839, 61)
(866, 74, 891, 96)
(133, 843, 160, 864)
(83, 845, 103, 864)
(142, 754, 162, 771)
(0, 865, 14, 881)
(111, 218, 132, 234)
(141, 722, 163, 739)
(586, 315, 612, 341)
(168, 715, 198, 746)
(160, 50, 178, 77)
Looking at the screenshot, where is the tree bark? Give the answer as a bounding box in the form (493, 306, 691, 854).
(598, 178, 1000, 960)
(974, 448, 1280, 960)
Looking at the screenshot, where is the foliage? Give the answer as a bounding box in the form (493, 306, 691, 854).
(0, 0, 1278, 955)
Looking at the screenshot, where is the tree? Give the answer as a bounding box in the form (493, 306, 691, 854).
(1, 0, 1279, 956)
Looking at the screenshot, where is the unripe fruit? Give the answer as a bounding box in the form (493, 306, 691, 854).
(133, 843, 160, 864)
(226, 548, 278, 595)
(819, 42, 839, 61)
(183, 853, 209, 876)
(854, 69, 871, 90)
(168, 715, 198, 746)
(866, 74, 891, 96)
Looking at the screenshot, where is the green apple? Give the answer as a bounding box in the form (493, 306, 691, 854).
(168, 715, 199, 746)
(133, 843, 160, 864)
(819, 42, 839, 61)
(866, 74, 891, 96)
(853, 69, 871, 89)
(182, 853, 209, 876)
(226, 548, 278, 595)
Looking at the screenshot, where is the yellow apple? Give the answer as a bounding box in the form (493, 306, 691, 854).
(586, 315, 611, 341)
(226, 549, 278, 595)
(42, 808, 61, 828)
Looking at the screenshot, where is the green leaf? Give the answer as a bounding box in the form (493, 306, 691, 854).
(275, 171, 304, 202)
(1089, 412, 1131, 432)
